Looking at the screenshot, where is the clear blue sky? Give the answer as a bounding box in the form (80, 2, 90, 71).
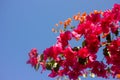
(0, 0, 120, 80)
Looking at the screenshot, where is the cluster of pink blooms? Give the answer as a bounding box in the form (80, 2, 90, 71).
(27, 4, 120, 80)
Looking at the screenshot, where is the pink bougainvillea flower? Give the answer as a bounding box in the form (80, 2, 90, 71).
(78, 47, 89, 58)
(57, 31, 72, 48)
(59, 31, 72, 41)
(108, 37, 120, 55)
(112, 4, 120, 21)
(27, 57, 38, 67)
(92, 25, 102, 35)
(85, 34, 100, 54)
(90, 61, 108, 78)
(86, 12, 101, 24)
(58, 67, 70, 76)
(100, 10, 113, 33)
(48, 70, 58, 78)
(29, 48, 38, 58)
(67, 70, 80, 80)
(88, 54, 97, 62)
(40, 61, 46, 73)
(27, 3, 120, 80)
(72, 31, 81, 41)
(63, 46, 77, 66)
(27, 48, 38, 66)
(43, 45, 62, 61)
(74, 21, 102, 38)
(74, 23, 85, 35)
(111, 65, 120, 78)
(75, 21, 93, 35)
(109, 22, 119, 33)
(106, 37, 120, 66)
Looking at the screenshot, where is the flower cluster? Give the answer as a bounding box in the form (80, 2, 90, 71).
(27, 4, 120, 80)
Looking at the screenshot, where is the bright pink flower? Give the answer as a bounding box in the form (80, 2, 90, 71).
(108, 37, 120, 55)
(106, 38, 120, 65)
(72, 31, 81, 40)
(27, 3, 120, 79)
(57, 31, 72, 48)
(85, 34, 100, 54)
(40, 61, 46, 73)
(90, 61, 107, 78)
(75, 21, 102, 38)
(48, 70, 58, 78)
(43, 45, 62, 61)
(111, 65, 120, 78)
(67, 70, 80, 80)
(58, 67, 70, 76)
(27, 57, 38, 67)
(63, 46, 77, 66)
(112, 54, 120, 66)
(64, 31, 72, 40)
(112, 4, 120, 21)
(101, 10, 113, 33)
(74, 21, 92, 36)
(112, 4, 120, 13)
(58, 69, 65, 76)
(93, 25, 102, 35)
(110, 23, 119, 33)
(59, 31, 72, 41)
(78, 47, 89, 58)
(27, 48, 38, 67)
(29, 48, 38, 58)
(105, 37, 120, 66)
(88, 54, 97, 62)
(74, 23, 84, 35)
(86, 13, 101, 24)
(80, 21, 93, 35)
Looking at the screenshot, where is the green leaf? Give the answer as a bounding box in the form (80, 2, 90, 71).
(53, 62, 60, 72)
(90, 73, 95, 78)
(34, 63, 40, 71)
(46, 60, 56, 70)
(106, 33, 111, 43)
(78, 57, 88, 65)
(53, 62, 58, 68)
(70, 26, 75, 29)
(51, 60, 55, 66)
(38, 54, 44, 62)
(83, 73, 87, 78)
(72, 46, 80, 51)
(98, 35, 101, 41)
(46, 62, 52, 70)
(103, 47, 110, 56)
(107, 67, 111, 73)
(82, 41, 86, 47)
(63, 26, 67, 31)
(114, 30, 119, 36)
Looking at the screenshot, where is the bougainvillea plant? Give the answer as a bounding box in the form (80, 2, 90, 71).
(27, 4, 120, 80)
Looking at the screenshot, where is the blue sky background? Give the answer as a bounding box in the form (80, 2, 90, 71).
(0, 0, 120, 80)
